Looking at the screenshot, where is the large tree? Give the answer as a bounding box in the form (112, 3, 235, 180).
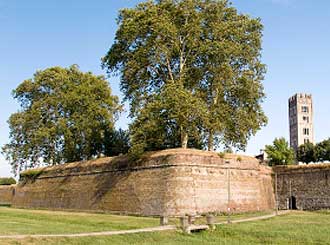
(103, 0, 267, 153)
(2, 65, 121, 175)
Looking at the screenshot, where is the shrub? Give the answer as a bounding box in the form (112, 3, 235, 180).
(218, 152, 225, 159)
(0, 177, 16, 185)
(20, 169, 44, 180)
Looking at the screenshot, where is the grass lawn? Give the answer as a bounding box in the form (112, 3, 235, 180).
(0, 207, 158, 235)
(1, 209, 330, 244)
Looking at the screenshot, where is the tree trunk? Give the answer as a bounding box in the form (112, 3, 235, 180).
(208, 130, 214, 151)
(181, 131, 188, 149)
(208, 87, 218, 152)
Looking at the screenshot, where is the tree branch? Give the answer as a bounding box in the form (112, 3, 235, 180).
(166, 57, 175, 82)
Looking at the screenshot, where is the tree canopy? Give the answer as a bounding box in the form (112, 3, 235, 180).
(265, 138, 295, 166)
(297, 142, 316, 164)
(2, 65, 121, 175)
(315, 138, 330, 162)
(104, 128, 131, 157)
(103, 0, 267, 154)
(297, 139, 330, 164)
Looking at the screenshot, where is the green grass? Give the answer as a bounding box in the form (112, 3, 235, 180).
(1, 209, 330, 244)
(0, 207, 158, 235)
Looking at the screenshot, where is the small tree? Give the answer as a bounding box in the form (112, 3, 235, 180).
(297, 142, 317, 164)
(265, 138, 295, 166)
(315, 138, 330, 162)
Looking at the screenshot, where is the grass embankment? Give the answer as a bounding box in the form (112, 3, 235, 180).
(1, 209, 330, 244)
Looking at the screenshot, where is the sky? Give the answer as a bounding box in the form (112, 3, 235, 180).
(1, 0, 330, 177)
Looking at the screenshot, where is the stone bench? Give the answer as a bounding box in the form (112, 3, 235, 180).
(180, 215, 215, 234)
(185, 224, 209, 233)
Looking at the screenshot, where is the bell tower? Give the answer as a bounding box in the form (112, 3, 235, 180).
(288, 93, 314, 153)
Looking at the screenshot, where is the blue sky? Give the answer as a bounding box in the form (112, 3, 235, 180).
(1, 0, 330, 176)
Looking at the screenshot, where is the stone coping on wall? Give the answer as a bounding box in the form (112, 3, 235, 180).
(0, 185, 16, 190)
(274, 163, 330, 174)
(19, 148, 262, 181)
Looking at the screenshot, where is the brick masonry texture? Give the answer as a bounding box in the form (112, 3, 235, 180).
(274, 164, 330, 210)
(3, 149, 275, 216)
(0, 185, 15, 205)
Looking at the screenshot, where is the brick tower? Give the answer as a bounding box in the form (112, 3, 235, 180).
(288, 93, 314, 153)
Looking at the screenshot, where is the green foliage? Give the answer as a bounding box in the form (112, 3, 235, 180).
(104, 128, 130, 157)
(20, 169, 44, 180)
(128, 82, 207, 157)
(2, 65, 121, 175)
(0, 177, 16, 185)
(297, 138, 330, 163)
(224, 148, 233, 154)
(265, 138, 295, 166)
(315, 138, 330, 162)
(103, 0, 267, 155)
(218, 152, 225, 159)
(297, 142, 317, 164)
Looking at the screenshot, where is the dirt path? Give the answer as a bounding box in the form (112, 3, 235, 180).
(215, 210, 290, 225)
(0, 225, 177, 239)
(0, 211, 290, 239)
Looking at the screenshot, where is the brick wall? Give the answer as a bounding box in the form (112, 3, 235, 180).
(0, 185, 15, 205)
(10, 149, 275, 216)
(274, 164, 330, 210)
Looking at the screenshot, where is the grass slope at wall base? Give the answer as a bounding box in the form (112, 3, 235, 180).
(9, 149, 275, 216)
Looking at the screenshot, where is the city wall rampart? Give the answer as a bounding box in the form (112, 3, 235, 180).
(3, 151, 330, 214)
(274, 164, 330, 210)
(1, 149, 275, 216)
(0, 185, 15, 205)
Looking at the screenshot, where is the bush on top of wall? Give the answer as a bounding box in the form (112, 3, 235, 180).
(0, 177, 16, 185)
(20, 169, 44, 181)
